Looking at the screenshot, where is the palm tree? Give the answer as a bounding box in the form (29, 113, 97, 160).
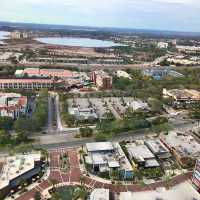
(49, 178, 58, 192)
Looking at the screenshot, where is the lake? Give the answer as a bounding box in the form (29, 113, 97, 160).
(36, 37, 123, 48)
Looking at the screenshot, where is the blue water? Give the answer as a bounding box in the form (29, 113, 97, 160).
(36, 37, 123, 47)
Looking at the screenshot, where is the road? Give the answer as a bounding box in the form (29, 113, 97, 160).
(47, 95, 54, 132)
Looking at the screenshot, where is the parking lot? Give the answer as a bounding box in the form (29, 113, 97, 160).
(67, 97, 135, 119)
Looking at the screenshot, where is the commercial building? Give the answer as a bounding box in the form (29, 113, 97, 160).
(126, 142, 160, 168)
(0, 153, 42, 199)
(0, 79, 54, 90)
(0, 92, 27, 119)
(90, 189, 110, 200)
(163, 88, 200, 107)
(161, 132, 200, 168)
(145, 139, 171, 160)
(143, 69, 184, 80)
(116, 70, 132, 79)
(91, 71, 112, 90)
(192, 159, 200, 192)
(85, 142, 133, 179)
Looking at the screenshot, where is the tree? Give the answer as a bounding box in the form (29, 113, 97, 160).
(0, 117, 13, 131)
(0, 129, 10, 144)
(34, 191, 41, 200)
(79, 127, 93, 137)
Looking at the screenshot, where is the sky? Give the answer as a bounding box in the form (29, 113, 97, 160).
(0, 0, 200, 32)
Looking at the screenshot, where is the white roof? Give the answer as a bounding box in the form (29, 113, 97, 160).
(128, 100, 149, 111)
(108, 160, 120, 168)
(0, 153, 41, 190)
(90, 189, 109, 200)
(145, 159, 160, 168)
(126, 143, 155, 160)
(15, 70, 24, 75)
(162, 132, 200, 157)
(86, 142, 114, 152)
(119, 182, 200, 200)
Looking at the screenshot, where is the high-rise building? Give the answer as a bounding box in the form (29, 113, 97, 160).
(192, 159, 200, 192)
(91, 70, 112, 90)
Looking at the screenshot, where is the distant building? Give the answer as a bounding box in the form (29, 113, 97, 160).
(0, 92, 27, 119)
(192, 159, 200, 192)
(15, 68, 74, 78)
(90, 189, 110, 200)
(0, 79, 54, 90)
(10, 31, 28, 39)
(85, 142, 133, 179)
(91, 71, 112, 90)
(0, 153, 43, 199)
(157, 42, 168, 49)
(161, 132, 200, 168)
(126, 100, 149, 111)
(116, 70, 132, 79)
(142, 69, 184, 80)
(68, 107, 98, 121)
(163, 88, 200, 107)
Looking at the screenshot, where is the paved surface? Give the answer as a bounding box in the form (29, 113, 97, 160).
(16, 148, 192, 200)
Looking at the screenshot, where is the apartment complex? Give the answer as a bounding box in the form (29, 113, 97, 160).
(15, 68, 74, 78)
(0, 92, 27, 119)
(91, 71, 112, 90)
(161, 132, 200, 168)
(0, 153, 42, 199)
(0, 79, 54, 90)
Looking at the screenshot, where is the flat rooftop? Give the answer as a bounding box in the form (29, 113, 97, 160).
(90, 189, 109, 200)
(126, 143, 155, 161)
(0, 153, 41, 190)
(161, 132, 200, 157)
(145, 139, 169, 154)
(86, 142, 114, 152)
(119, 182, 200, 200)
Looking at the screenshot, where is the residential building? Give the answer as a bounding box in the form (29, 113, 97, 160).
(161, 132, 200, 168)
(126, 142, 160, 168)
(91, 71, 112, 90)
(192, 159, 200, 192)
(145, 139, 171, 160)
(90, 189, 110, 200)
(15, 68, 74, 78)
(0, 92, 27, 119)
(0, 153, 43, 199)
(0, 79, 54, 90)
(85, 142, 133, 179)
